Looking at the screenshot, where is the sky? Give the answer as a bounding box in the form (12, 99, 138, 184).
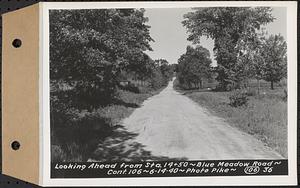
(144, 7, 287, 65)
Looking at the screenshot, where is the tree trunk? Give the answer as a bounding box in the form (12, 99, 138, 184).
(271, 80, 274, 90)
(257, 79, 260, 95)
(200, 80, 203, 89)
(235, 81, 241, 89)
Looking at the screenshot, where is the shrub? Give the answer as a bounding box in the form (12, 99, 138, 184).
(283, 89, 287, 101)
(226, 84, 234, 91)
(119, 83, 140, 93)
(229, 90, 249, 107)
(246, 88, 257, 96)
(213, 83, 228, 92)
(50, 106, 113, 161)
(51, 145, 67, 162)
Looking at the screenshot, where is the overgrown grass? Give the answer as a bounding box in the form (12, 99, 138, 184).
(51, 87, 165, 162)
(182, 88, 287, 158)
(174, 77, 287, 157)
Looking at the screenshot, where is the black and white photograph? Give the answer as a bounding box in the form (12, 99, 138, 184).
(45, 1, 297, 185)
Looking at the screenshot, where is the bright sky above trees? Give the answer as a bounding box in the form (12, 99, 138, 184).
(144, 7, 287, 65)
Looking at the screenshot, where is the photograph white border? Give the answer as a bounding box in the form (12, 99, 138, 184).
(40, 1, 297, 186)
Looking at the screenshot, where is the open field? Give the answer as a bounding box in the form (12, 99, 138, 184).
(174, 79, 287, 158)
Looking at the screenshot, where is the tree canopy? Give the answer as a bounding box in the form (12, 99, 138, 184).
(50, 9, 154, 108)
(183, 7, 274, 90)
(261, 34, 287, 89)
(177, 45, 212, 89)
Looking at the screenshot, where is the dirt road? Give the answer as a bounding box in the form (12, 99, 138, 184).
(91, 78, 282, 161)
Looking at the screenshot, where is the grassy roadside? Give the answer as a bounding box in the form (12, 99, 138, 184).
(51, 86, 165, 162)
(174, 80, 287, 158)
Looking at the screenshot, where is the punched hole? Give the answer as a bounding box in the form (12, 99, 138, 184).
(11, 141, 20, 150)
(12, 39, 22, 48)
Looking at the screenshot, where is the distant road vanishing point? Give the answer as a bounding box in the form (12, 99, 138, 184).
(120, 78, 283, 160)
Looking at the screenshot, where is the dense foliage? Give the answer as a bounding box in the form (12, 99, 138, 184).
(50, 9, 154, 109)
(50, 9, 175, 161)
(236, 32, 287, 90)
(177, 45, 212, 89)
(229, 90, 249, 107)
(183, 7, 274, 90)
(261, 35, 287, 89)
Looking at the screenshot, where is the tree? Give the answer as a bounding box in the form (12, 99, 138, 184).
(155, 59, 174, 81)
(177, 45, 212, 89)
(50, 9, 153, 109)
(235, 30, 267, 92)
(261, 34, 287, 89)
(183, 7, 274, 90)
